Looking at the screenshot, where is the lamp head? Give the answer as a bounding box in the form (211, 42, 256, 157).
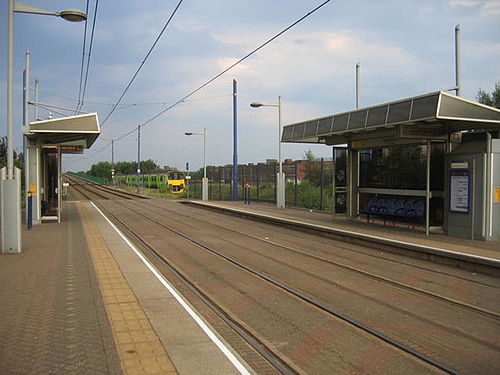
(250, 102, 263, 108)
(58, 9, 87, 22)
(185, 132, 193, 136)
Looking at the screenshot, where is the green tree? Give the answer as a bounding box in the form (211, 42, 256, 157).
(140, 159, 161, 173)
(88, 161, 112, 180)
(302, 150, 333, 188)
(115, 161, 136, 175)
(476, 82, 500, 108)
(0, 136, 24, 186)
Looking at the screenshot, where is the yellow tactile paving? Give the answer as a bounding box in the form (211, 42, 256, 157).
(77, 202, 177, 375)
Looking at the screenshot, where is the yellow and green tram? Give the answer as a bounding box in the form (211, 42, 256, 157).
(115, 170, 185, 193)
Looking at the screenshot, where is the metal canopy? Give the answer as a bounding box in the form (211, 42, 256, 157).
(25, 113, 100, 151)
(282, 91, 500, 147)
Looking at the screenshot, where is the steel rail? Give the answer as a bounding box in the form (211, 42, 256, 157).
(64, 174, 147, 200)
(182, 202, 499, 287)
(95, 201, 298, 375)
(136, 200, 500, 319)
(104, 200, 463, 375)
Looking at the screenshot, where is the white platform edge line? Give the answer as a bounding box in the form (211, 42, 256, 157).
(89, 202, 251, 375)
(195, 202, 500, 265)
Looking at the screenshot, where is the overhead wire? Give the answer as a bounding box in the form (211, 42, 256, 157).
(33, 88, 232, 107)
(113, 0, 332, 143)
(100, 0, 185, 127)
(77, 0, 100, 113)
(75, 0, 90, 114)
(76, 0, 331, 165)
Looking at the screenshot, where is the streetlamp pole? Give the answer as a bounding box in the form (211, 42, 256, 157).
(2, 0, 86, 253)
(250, 96, 285, 209)
(202, 127, 208, 201)
(7, 0, 15, 180)
(203, 127, 207, 180)
(185, 128, 208, 201)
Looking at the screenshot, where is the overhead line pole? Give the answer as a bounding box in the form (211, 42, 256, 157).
(232, 79, 238, 201)
(111, 139, 115, 185)
(455, 24, 461, 97)
(355, 62, 360, 108)
(137, 125, 141, 193)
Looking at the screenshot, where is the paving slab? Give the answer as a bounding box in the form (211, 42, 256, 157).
(0, 202, 122, 375)
(84, 201, 245, 375)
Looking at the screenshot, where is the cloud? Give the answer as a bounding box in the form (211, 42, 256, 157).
(447, 0, 500, 14)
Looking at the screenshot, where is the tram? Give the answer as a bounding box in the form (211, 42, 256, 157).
(165, 170, 185, 193)
(114, 170, 185, 193)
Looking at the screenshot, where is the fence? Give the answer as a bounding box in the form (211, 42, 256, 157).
(186, 158, 347, 213)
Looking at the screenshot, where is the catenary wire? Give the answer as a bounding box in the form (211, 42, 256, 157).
(32, 88, 232, 107)
(71, 0, 331, 165)
(112, 0, 331, 143)
(100, 0, 185, 127)
(77, 0, 100, 113)
(75, 0, 90, 114)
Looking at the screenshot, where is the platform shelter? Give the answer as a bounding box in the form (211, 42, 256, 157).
(282, 91, 500, 240)
(23, 113, 100, 224)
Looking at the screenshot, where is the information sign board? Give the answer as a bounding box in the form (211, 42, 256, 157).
(449, 169, 470, 213)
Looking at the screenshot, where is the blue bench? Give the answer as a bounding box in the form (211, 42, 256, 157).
(359, 198, 425, 228)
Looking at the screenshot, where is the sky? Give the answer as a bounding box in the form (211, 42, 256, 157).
(1, 0, 499, 172)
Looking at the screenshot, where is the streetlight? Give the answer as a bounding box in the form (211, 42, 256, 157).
(185, 128, 208, 201)
(250, 96, 285, 209)
(2, 1, 86, 253)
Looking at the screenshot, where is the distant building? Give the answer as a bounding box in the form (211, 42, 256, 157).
(206, 158, 333, 184)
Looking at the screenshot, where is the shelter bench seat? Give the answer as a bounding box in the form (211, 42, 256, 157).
(359, 198, 425, 229)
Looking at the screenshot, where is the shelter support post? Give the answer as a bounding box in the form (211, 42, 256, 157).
(1, 167, 21, 253)
(332, 146, 336, 221)
(426, 140, 431, 235)
(346, 147, 359, 220)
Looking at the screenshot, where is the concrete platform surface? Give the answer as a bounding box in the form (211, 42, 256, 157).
(0, 202, 247, 375)
(185, 200, 500, 262)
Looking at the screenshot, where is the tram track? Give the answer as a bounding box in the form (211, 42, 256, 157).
(132, 199, 500, 319)
(94, 198, 500, 375)
(64, 174, 147, 200)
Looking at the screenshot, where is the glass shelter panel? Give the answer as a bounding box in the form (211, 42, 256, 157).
(359, 144, 445, 225)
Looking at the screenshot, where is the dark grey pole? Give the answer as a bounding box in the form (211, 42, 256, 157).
(111, 140, 115, 185)
(320, 158, 324, 210)
(232, 79, 238, 200)
(137, 125, 141, 192)
(425, 140, 431, 235)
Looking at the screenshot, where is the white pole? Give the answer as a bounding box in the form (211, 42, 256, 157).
(356, 62, 360, 109)
(278, 96, 282, 177)
(277, 95, 285, 209)
(7, 0, 15, 179)
(203, 127, 207, 179)
(202, 127, 208, 201)
(34, 79, 39, 120)
(455, 25, 461, 97)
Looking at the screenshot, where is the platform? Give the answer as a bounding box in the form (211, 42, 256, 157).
(184, 200, 500, 268)
(1, 199, 499, 374)
(0, 201, 246, 375)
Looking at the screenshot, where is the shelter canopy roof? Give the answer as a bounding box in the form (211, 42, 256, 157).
(282, 91, 500, 147)
(25, 113, 100, 152)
